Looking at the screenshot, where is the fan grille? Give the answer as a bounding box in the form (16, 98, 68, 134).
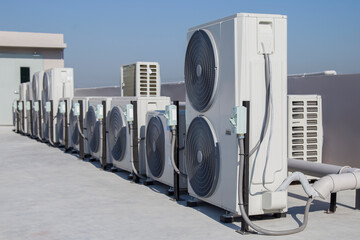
(186, 116, 219, 197)
(43, 73, 50, 102)
(185, 30, 217, 112)
(33, 110, 38, 136)
(57, 111, 64, 143)
(146, 116, 165, 178)
(86, 106, 100, 154)
(69, 109, 79, 146)
(42, 103, 49, 140)
(108, 106, 127, 162)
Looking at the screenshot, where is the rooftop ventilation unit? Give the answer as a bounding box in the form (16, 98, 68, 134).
(288, 95, 323, 165)
(107, 97, 171, 177)
(184, 13, 287, 215)
(86, 97, 112, 167)
(31, 71, 44, 139)
(145, 109, 187, 188)
(42, 68, 74, 144)
(69, 97, 90, 156)
(120, 62, 160, 97)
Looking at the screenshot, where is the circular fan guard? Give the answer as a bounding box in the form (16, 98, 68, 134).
(43, 73, 50, 102)
(32, 75, 38, 100)
(185, 116, 219, 198)
(185, 30, 218, 112)
(57, 111, 64, 142)
(146, 116, 165, 178)
(69, 109, 79, 146)
(108, 106, 127, 162)
(86, 106, 100, 154)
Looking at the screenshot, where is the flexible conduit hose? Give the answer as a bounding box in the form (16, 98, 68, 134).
(170, 127, 187, 177)
(76, 117, 86, 139)
(237, 137, 313, 235)
(129, 122, 145, 180)
(249, 54, 271, 157)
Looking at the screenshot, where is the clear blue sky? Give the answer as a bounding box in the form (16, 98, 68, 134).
(1, 0, 359, 88)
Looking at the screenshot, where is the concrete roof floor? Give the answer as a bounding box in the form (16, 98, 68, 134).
(1, 126, 359, 240)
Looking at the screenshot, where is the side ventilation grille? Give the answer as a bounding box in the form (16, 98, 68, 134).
(288, 95, 323, 163)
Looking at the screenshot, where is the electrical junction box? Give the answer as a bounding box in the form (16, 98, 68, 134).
(26, 101, 31, 111)
(18, 102, 23, 111)
(45, 101, 51, 113)
(33, 102, 39, 112)
(73, 103, 80, 116)
(59, 101, 66, 114)
(125, 104, 134, 122)
(229, 106, 247, 135)
(262, 191, 287, 210)
(165, 105, 177, 127)
(96, 104, 103, 120)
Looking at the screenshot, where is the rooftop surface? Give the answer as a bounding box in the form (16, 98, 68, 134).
(1, 126, 359, 239)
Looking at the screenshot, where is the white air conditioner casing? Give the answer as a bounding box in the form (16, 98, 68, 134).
(288, 95, 323, 165)
(120, 62, 161, 97)
(42, 68, 74, 143)
(25, 82, 33, 135)
(12, 100, 17, 129)
(69, 97, 90, 155)
(107, 97, 171, 175)
(184, 13, 287, 215)
(86, 97, 112, 164)
(18, 83, 27, 134)
(56, 97, 72, 146)
(31, 71, 44, 139)
(106, 97, 135, 172)
(145, 110, 187, 188)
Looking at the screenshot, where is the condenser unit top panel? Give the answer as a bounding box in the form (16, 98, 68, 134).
(188, 13, 287, 31)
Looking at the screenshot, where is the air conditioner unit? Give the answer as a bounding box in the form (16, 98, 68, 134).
(120, 62, 161, 97)
(25, 82, 33, 136)
(145, 109, 187, 188)
(18, 83, 27, 134)
(42, 68, 74, 144)
(86, 97, 112, 167)
(31, 71, 44, 139)
(56, 97, 72, 147)
(69, 97, 90, 155)
(288, 95, 323, 164)
(184, 13, 287, 215)
(12, 100, 17, 130)
(107, 97, 171, 176)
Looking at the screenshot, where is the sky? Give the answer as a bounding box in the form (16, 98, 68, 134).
(1, 0, 359, 88)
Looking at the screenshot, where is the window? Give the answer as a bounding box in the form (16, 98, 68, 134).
(20, 67, 30, 83)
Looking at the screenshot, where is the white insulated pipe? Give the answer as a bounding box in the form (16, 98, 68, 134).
(313, 172, 360, 199)
(288, 158, 358, 178)
(288, 158, 360, 199)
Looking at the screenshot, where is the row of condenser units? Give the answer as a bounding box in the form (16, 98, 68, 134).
(12, 13, 325, 224)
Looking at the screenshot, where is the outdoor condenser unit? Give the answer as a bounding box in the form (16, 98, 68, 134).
(184, 13, 288, 215)
(42, 68, 74, 144)
(120, 62, 161, 97)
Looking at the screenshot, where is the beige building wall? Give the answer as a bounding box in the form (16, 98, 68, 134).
(0, 31, 66, 125)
